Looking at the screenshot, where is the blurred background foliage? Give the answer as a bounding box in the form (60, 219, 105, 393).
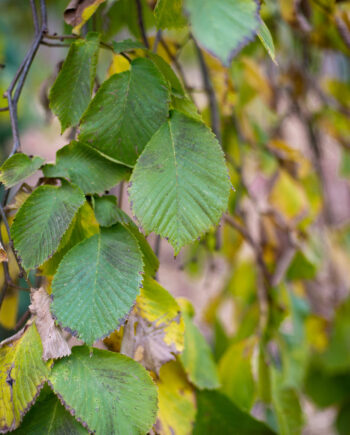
(2, 0, 350, 433)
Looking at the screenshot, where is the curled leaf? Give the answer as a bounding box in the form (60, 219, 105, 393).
(121, 277, 184, 373)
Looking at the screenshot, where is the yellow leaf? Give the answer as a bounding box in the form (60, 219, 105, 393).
(155, 361, 196, 435)
(121, 277, 185, 373)
(64, 0, 106, 35)
(108, 54, 131, 76)
(0, 323, 51, 432)
(0, 288, 18, 330)
(269, 170, 308, 220)
(137, 276, 184, 354)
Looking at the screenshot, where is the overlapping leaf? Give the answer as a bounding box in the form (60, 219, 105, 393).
(185, 0, 260, 65)
(154, 0, 186, 29)
(0, 324, 51, 432)
(0, 154, 44, 188)
(179, 299, 220, 390)
(218, 338, 256, 411)
(93, 195, 159, 276)
(42, 141, 129, 194)
(193, 390, 275, 434)
(40, 201, 99, 276)
(49, 346, 158, 434)
(64, 0, 105, 34)
(79, 57, 170, 166)
(13, 392, 88, 435)
(11, 183, 85, 270)
(51, 224, 143, 345)
(49, 32, 100, 132)
(155, 361, 196, 435)
(30, 288, 71, 361)
(129, 110, 231, 254)
(121, 276, 184, 373)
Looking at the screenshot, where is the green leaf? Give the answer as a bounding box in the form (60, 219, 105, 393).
(185, 0, 260, 65)
(51, 224, 143, 345)
(93, 195, 159, 276)
(258, 20, 277, 65)
(271, 369, 303, 435)
(112, 39, 145, 53)
(41, 201, 99, 276)
(11, 183, 85, 270)
(13, 393, 88, 434)
(218, 338, 256, 411)
(154, 0, 187, 29)
(193, 390, 275, 435)
(0, 153, 44, 188)
(79, 57, 170, 166)
(42, 141, 129, 194)
(286, 250, 318, 281)
(0, 324, 51, 432)
(49, 32, 100, 132)
(147, 52, 185, 97)
(129, 110, 231, 254)
(49, 346, 158, 435)
(179, 305, 220, 390)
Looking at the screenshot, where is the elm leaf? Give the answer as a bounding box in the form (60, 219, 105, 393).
(79, 57, 170, 167)
(185, 0, 260, 65)
(129, 110, 231, 254)
(49, 346, 158, 435)
(42, 141, 129, 194)
(11, 183, 85, 270)
(93, 195, 159, 276)
(51, 224, 144, 345)
(13, 393, 88, 435)
(0, 153, 44, 188)
(49, 32, 100, 132)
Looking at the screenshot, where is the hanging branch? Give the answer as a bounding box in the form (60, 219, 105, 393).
(193, 39, 221, 142)
(0, 0, 48, 309)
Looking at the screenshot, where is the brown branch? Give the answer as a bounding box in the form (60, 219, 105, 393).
(194, 39, 221, 142)
(135, 0, 150, 49)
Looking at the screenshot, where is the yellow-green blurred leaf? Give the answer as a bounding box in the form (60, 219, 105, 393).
(218, 337, 257, 411)
(156, 361, 196, 435)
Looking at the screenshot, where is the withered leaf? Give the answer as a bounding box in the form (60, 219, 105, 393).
(120, 277, 184, 374)
(29, 288, 71, 361)
(64, 0, 105, 34)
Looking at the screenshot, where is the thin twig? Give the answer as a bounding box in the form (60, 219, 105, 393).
(41, 41, 70, 48)
(15, 308, 31, 331)
(30, 0, 40, 35)
(194, 39, 221, 141)
(135, 0, 149, 48)
(0, 107, 9, 112)
(118, 182, 124, 208)
(153, 30, 162, 53)
(159, 36, 189, 90)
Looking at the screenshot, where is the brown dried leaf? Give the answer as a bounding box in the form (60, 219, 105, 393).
(64, 0, 105, 34)
(29, 288, 71, 361)
(121, 314, 180, 374)
(0, 241, 8, 263)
